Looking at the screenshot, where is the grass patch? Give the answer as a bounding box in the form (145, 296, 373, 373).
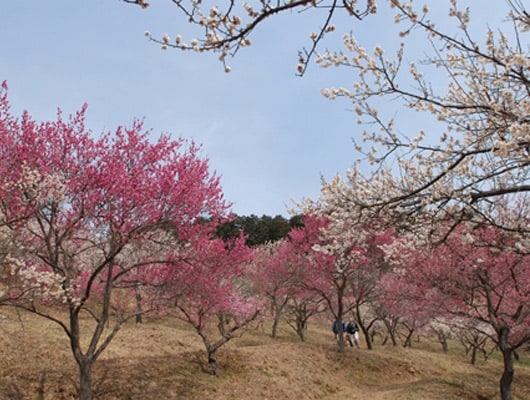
(0, 309, 529, 399)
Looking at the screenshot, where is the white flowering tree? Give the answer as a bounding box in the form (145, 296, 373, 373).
(118, 0, 529, 237)
(117, 0, 529, 223)
(122, 0, 378, 74)
(314, 1, 529, 236)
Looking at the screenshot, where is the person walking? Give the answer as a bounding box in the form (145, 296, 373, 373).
(346, 318, 360, 348)
(332, 320, 347, 340)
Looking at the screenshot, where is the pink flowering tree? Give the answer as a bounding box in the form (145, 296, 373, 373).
(455, 319, 496, 365)
(252, 240, 302, 338)
(288, 214, 360, 352)
(148, 229, 261, 375)
(253, 237, 325, 341)
(282, 244, 326, 342)
(394, 288, 438, 349)
(392, 220, 530, 400)
(285, 284, 325, 342)
(377, 245, 443, 348)
(344, 228, 394, 349)
(0, 82, 227, 400)
(293, 201, 396, 350)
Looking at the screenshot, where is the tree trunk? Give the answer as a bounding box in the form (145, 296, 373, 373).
(36, 372, 45, 400)
(403, 329, 414, 348)
(78, 360, 94, 400)
(438, 332, 448, 354)
(389, 331, 397, 346)
(70, 308, 95, 400)
(135, 285, 143, 324)
(271, 310, 281, 339)
(334, 316, 346, 353)
(337, 330, 346, 352)
(499, 347, 514, 400)
(270, 296, 289, 339)
(208, 349, 219, 376)
(363, 328, 373, 350)
(382, 318, 398, 346)
(353, 307, 371, 350)
(495, 325, 515, 400)
(471, 346, 477, 365)
(296, 318, 305, 342)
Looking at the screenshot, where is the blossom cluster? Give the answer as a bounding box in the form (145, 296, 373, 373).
(139, 0, 380, 73)
(310, 1, 530, 234)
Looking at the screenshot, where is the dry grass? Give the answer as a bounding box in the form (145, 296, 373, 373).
(0, 309, 529, 400)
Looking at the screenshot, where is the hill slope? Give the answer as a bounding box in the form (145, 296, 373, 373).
(0, 311, 529, 399)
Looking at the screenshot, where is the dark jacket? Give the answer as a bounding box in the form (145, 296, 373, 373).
(332, 321, 347, 334)
(346, 322, 359, 334)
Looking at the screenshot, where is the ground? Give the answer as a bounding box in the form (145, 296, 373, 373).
(0, 310, 529, 399)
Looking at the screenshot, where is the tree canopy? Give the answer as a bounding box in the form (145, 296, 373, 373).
(216, 213, 304, 246)
(0, 81, 228, 400)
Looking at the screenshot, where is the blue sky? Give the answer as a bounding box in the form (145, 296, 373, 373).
(1, 1, 508, 217)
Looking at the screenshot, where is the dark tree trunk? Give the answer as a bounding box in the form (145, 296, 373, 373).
(497, 327, 515, 400)
(334, 314, 346, 352)
(78, 360, 94, 400)
(271, 310, 281, 339)
(362, 327, 373, 350)
(70, 308, 96, 400)
(337, 330, 346, 352)
(197, 310, 259, 376)
(295, 317, 305, 342)
(500, 349, 514, 400)
(471, 347, 477, 365)
(208, 349, 219, 376)
(389, 331, 397, 347)
(389, 330, 397, 346)
(69, 273, 121, 400)
(270, 296, 289, 339)
(353, 307, 370, 349)
(499, 347, 514, 400)
(135, 285, 143, 324)
(438, 332, 448, 354)
(36, 372, 45, 400)
(382, 317, 398, 346)
(403, 329, 414, 348)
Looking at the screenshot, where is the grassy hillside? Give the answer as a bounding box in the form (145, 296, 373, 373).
(0, 310, 529, 399)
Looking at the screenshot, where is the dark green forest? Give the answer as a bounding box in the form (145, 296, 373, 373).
(216, 214, 304, 246)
